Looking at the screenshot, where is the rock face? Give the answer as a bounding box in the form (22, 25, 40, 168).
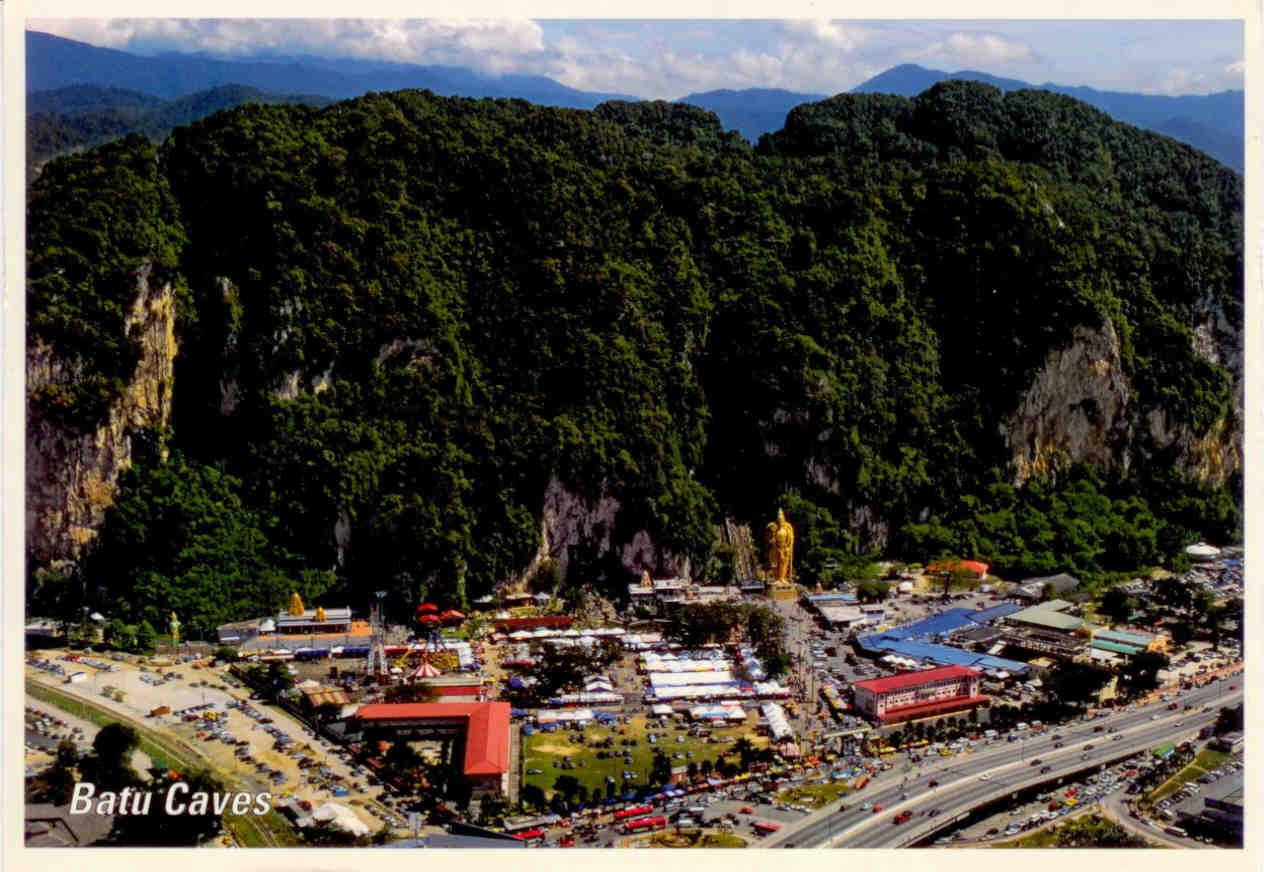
(1003, 316, 1242, 487)
(26, 265, 177, 569)
(509, 474, 689, 593)
(1003, 323, 1133, 485)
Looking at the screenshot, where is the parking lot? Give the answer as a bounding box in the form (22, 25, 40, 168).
(26, 652, 397, 834)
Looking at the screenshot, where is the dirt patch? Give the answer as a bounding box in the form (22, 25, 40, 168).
(531, 743, 578, 756)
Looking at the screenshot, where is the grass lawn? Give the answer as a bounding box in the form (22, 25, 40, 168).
(1145, 748, 1231, 804)
(645, 829, 748, 848)
(522, 714, 768, 799)
(775, 780, 853, 809)
(995, 815, 1157, 849)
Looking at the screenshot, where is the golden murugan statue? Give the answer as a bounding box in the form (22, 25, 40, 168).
(288, 592, 305, 616)
(169, 612, 181, 644)
(640, 570, 653, 590)
(765, 508, 795, 586)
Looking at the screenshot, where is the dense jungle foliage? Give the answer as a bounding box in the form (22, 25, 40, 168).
(27, 82, 1242, 635)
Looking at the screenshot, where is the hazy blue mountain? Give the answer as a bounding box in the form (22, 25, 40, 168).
(27, 84, 165, 115)
(677, 88, 825, 141)
(855, 63, 1243, 170)
(27, 30, 634, 108)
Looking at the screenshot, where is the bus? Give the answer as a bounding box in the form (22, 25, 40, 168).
(853, 775, 870, 789)
(622, 816, 667, 834)
(613, 805, 654, 821)
(1152, 743, 1175, 760)
(753, 821, 783, 834)
(512, 828, 547, 842)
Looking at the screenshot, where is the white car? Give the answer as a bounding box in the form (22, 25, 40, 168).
(979, 773, 992, 781)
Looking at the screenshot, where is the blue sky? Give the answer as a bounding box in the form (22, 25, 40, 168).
(28, 19, 1244, 99)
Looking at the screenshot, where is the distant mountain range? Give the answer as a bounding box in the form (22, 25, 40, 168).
(683, 63, 1242, 171)
(27, 31, 1243, 172)
(27, 30, 634, 108)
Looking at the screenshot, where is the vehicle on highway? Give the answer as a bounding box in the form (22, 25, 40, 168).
(1030, 758, 1043, 766)
(927, 780, 939, 788)
(892, 811, 913, 825)
(872, 805, 885, 814)
(978, 773, 991, 781)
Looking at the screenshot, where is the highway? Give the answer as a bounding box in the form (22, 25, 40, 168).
(763, 675, 1241, 848)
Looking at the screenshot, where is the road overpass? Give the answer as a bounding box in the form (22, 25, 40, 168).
(762, 675, 1240, 848)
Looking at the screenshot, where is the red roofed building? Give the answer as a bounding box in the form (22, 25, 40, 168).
(853, 665, 986, 724)
(353, 702, 511, 796)
(926, 559, 990, 577)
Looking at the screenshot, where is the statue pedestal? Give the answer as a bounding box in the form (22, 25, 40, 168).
(767, 585, 798, 601)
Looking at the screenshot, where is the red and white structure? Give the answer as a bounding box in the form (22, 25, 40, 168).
(852, 665, 986, 724)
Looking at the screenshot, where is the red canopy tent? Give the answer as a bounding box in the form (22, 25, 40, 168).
(417, 614, 441, 624)
(416, 603, 439, 614)
(440, 609, 466, 622)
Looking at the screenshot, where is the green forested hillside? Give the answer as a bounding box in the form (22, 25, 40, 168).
(27, 84, 333, 176)
(27, 82, 1242, 636)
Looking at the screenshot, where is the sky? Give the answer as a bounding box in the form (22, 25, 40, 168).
(26, 19, 1245, 99)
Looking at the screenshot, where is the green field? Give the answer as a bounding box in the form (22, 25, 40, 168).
(774, 779, 853, 809)
(1145, 748, 1232, 804)
(645, 829, 748, 848)
(522, 714, 769, 798)
(995, 815, 1158, 849)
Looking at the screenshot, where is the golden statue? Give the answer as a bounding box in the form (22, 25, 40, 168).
(169, 612, 181, 644)
(764, 508, 795, 586)
(288, 592, 305, 616)
(315, 606, 327, 622)
(640, 570, 653, 590)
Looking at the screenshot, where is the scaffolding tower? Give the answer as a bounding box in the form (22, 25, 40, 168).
(365, 591, 389, 680)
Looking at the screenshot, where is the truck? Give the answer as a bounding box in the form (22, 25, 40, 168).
(149, 705, 172, 717)
(65, 671, 88, 684)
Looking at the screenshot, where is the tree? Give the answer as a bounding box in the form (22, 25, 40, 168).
(1098, 587, 1135, 624)
(1045, 662, 1111, 709)
(1169, 621, 1196, 646)
(733, 737, 756, 770)
(40, 739, 79, 804)
(521, 784, 545, 809)
(553, 774, 581, 802)
(650, 749, 673, 786)
(856, 580, 890, 602)
(83, 723, 140, 789)
(112, 768, 226, 845)
(134, 619, 157, 653)
(1119, 651, 1168, 696)
(686, 761, 699, 780)
(103, 618, 138, 651)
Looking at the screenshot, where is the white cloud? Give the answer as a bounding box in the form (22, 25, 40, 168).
(29, 18, 547, 73)
(910, 32, 1036, 69)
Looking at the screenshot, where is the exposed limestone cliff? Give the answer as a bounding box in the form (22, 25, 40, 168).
(1004, 315, 1242, 488)
(507, 474, 689, 594)
(1003, 323, 1133, 485)
(26, 265, 177, 569)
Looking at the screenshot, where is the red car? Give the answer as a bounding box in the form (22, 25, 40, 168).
(872, 805, 884, 814)
(893, 811, 913, 825)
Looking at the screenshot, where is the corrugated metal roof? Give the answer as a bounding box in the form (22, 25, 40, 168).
(1091, 639, 1143, 655)
(1007, 606, 1082, 630)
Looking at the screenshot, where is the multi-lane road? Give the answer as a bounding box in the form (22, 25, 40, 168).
(764, 675, 1242, 848)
